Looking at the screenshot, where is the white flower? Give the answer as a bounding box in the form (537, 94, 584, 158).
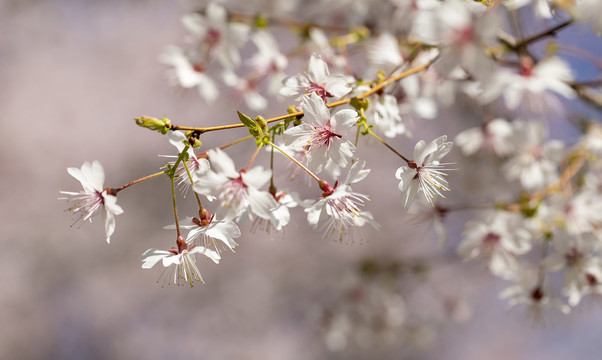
(395, 135, 454, 209)
(455, 118, 514, 157)
(366, 94, 408, 138)
(60, 161, 123, 243)
(305, 160, 379, 240)
(563, 257, 602, 307)
(280, 54, 351, 101)
(500, 269, 570, 321)
(166, 215, 241, 254)
(305, 28, 347, 70)
(390, 0, 441, 45)
(366, 33, 403, 72)
(192, 148, 278, 221)
(182, 3, 250, 69)
(542, 231, 602, 306)
(397, 75, 438, 122)
(563, 191, 602, 236)
(159, 45, 218, 102)
(503, 121, 564, 191)
(458, 211, 532, 280)
(284, 92, 357, 174)
(434, 0, 497, 82)
(250, 191, 301, 234)
(222, 71, 267, 110)
(483, 57, 575, 115)
(140, 236, 220, 287)
(247, 31, 288, 95)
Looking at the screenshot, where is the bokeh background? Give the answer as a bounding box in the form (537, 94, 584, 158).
(3, 0, 602, 359)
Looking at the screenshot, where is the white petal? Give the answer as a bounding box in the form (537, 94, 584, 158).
(140, 249, 171, 269)
(190, 246, 221, 264)
(301, 93, 330, 126)
(241, 166, 272, 189)
(308, 54, 330, 83)
(247, 187, 278, 220)
(208, 148, 238, 178)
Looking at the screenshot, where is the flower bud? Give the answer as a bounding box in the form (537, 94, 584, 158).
(350, 97, 370, 111)
(134, 116, 171, 134)
(255, 115, 268, 132)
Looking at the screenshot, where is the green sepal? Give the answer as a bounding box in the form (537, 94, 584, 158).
(186, 138, 202, 148)
(238, 111, 261, 138)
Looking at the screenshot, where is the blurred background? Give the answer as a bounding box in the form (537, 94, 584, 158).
(2, 0, 602, 359)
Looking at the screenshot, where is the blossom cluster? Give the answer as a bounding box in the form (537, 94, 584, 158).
(61, 0, 602, 346)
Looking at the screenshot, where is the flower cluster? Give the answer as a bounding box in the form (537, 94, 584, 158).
(60, 0, 602, 342)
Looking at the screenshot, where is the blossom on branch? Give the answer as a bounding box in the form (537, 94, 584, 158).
(182, 2, 249, 69)
(192, 148, 278, 222)
(60, 161, 123, 243)
(280, 54, 351, 102)
(159, 46, 219, 102)
(165, 216, 241, 254)
(396, 136, 454, 209)
(305, 160, 379, 240)
(285, 92, 358, 174)
(140, 236, 221, 287)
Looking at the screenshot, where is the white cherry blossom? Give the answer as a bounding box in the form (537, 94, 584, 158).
(166, 216, 241, 254)
(182, 3, 250, 69)
(60, 161, 123, 243)
(503, 121, 564, 191)
(500, 269, 570, 320)
(280, 54, 351, 101)
(140, 236, 221, 287)
(458, 211, 532, 280)
(192, 148, 278, 222)
(305, 160, 379, 240)
(396, 135, 454, 209)
(159, 46, 218, 103)
(247, 31, 288, 95)
(284, 92, 358, 174)
(455, 118, 514, 157)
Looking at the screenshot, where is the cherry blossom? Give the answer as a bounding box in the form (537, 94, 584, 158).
(247, 31, 288, 95)
(500, 270, 571, 319)
(434, 0, 497, 82)
(159, 45, 218, 102)
(502, 121, 565, 191)
(60, 161, 123, 243)
(280, 54, 351, 102)
(140, 236, 220, 287)
(192, 148, 278, 221)
(166, 216, 241, 254)
(395, 136, 454, 209)
(484, 57, 575, 115)
(455, 118, 514, 157)
(305, 160, 379, 240)
(458, 211, 533, 280)
(182, 3, 249, 69)
(284, 92, 357, 174)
